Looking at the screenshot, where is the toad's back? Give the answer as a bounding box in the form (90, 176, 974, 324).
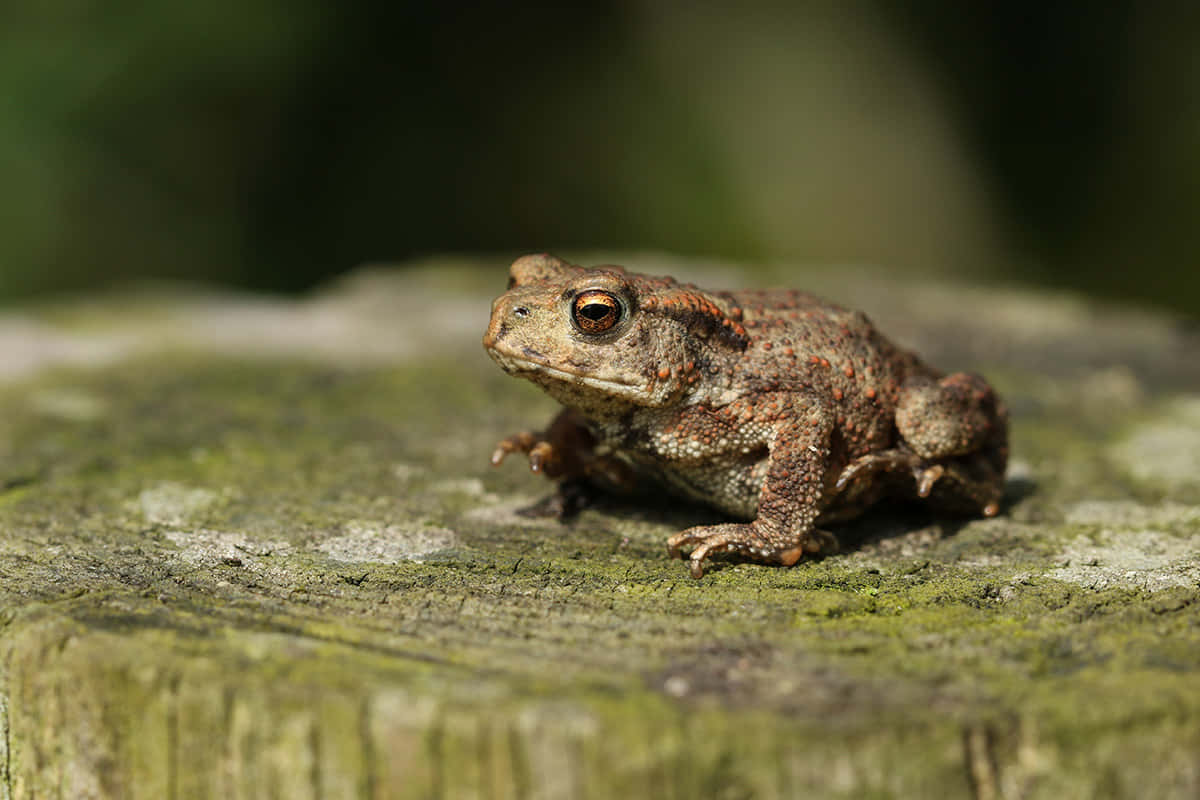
(721, 287, 931, 421)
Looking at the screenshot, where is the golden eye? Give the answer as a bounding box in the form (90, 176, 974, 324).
(572, 290, 622, 334)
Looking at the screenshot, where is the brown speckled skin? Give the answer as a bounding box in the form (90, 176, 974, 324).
(484, 255, 1008, 577)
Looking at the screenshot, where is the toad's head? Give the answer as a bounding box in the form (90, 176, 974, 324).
(483, 254, 747, 416)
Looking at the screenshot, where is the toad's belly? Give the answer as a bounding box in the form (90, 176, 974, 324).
(610, 448, 770, 520)
(610, 446, 883, 525)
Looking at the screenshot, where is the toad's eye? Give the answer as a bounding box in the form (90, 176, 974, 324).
(571, 290, 623, 334)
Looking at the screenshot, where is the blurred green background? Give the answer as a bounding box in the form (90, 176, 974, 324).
(2, 1, 1197, 315)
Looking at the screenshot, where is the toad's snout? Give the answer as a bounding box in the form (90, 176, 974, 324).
(482, 295, 532, 350)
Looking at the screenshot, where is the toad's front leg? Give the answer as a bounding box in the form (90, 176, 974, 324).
(491, 408, 636, 517)
(666, 397, 837, 578)
(491, 408, 629, 484)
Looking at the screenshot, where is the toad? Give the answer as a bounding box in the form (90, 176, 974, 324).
(483, 254, 1008, 578)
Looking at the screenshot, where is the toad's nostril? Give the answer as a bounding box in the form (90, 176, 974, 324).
(514, 306, 530, 318)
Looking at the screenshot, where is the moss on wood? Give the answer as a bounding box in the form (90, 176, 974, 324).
(0, 260, 1197, 797)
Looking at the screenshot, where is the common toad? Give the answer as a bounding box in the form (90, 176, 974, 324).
(483, 255, 1008, 577)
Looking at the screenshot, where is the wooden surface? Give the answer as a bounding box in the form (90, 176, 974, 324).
(0, 259, 1197, 799)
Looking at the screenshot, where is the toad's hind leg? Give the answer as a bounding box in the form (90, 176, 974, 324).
(895, 373, 1004, 460)
(836, 449, 1004, 517)
(881, 371, 1009, 515)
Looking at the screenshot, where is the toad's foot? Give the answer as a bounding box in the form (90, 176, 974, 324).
(835, 449, 935, 493)
(490, 408, 637, 491)
(491, 429, 635, 488)
(491, 406, 599, 481)
(666, 523, 838, 579)
(491, 431, 561, 476)
(835, 449, 1002, 517)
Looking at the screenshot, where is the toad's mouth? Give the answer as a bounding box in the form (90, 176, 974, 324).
(487, 348, 643, 391)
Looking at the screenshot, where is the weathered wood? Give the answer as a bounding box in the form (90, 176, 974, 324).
(0, 260, 1197, 798)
